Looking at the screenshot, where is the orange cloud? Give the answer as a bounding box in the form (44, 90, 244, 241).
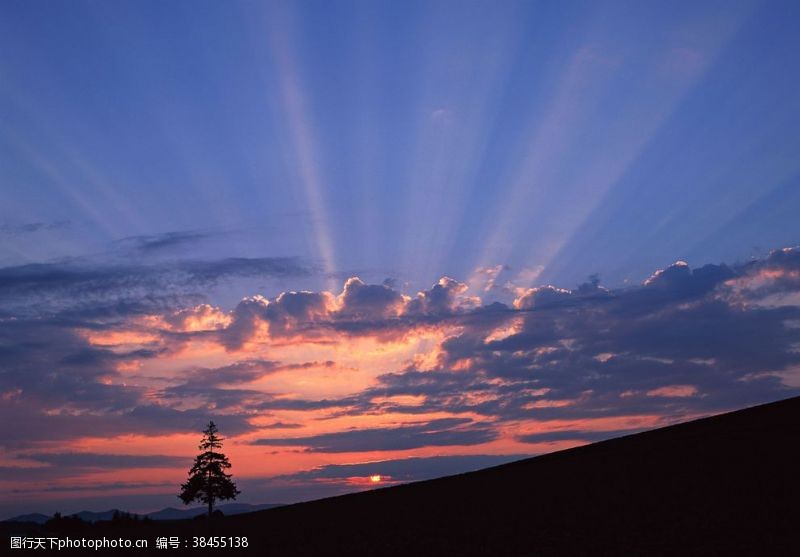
(646, 385, 699, 398)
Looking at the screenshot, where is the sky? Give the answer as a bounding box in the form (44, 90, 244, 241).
(1, 0, 800, 519)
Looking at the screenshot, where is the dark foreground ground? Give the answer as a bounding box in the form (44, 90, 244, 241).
(4, 395, 799, 556)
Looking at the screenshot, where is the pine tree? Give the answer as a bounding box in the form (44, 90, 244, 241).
(179, 421, 240, 517)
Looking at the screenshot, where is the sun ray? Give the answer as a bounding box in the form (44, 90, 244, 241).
(260, 3, 338, 291)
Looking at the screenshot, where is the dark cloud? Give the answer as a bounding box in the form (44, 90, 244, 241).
(0, 452, 186, 486)
(731, 246, 800, 299)
(0, 251, 315, 454)
(0, 256, 310, 316)
(252, 418, 498, 452)
(0, 399, 254, 449)
(222, 290, 331, 349)
(261, 422, 304, 429)
(179, 258, 308, 282)
(405, 277, 475, 315)
(336, 277, 404, 319)
(0, 221, 71, 236)
(253, 395, 361, 412)
(220, 276, 484, 346)
(0, 319, 147, 413)
(10, 481, 174, 494)
(642, 261, 734, 300)
(514, 285, 574, 310)
(114, 230, 216, 254)
(154, 360, 340, 411)
(126, 404, 253, 436)
(276, 454, 530, 483)
(17, 452, 186, 469)
(181, 360, 282, 387)
(517, 428, 645, 444)
(0, 317, 255, 447)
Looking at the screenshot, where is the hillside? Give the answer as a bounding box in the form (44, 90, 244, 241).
(4, 395, 798, 555)
(228, 395, 799, 555)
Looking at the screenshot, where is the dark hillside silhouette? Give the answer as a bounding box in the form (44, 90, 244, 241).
(228, 395, 800, 555)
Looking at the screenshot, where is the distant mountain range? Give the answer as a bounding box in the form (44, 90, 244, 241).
(4, 513, 51, 525)
(145, 503, 282, 521)
(4, 503, 282, 524)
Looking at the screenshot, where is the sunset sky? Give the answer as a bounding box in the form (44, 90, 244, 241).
(2, 0, 800, 519)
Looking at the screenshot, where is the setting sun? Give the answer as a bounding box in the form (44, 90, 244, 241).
(369, 475, 382, 484)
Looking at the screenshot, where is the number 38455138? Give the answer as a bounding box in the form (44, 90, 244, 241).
(192, 536, 249, 548)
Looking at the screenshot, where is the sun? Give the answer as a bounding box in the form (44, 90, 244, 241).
(369, 474, 382, 483)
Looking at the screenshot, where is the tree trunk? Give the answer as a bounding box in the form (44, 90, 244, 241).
(208, 468, 213, 517)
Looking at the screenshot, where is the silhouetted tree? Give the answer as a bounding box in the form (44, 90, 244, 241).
(179, 421, 240, 517)
(45, 512, 90, 533)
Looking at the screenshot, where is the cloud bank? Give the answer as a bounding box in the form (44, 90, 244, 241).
(2, 246, 799, 515)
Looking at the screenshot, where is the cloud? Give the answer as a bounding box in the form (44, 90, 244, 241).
(724, 247, 800, 300)
(275, 454, 529, 483)
(517, 428, 644, 443)
(221, 290, 333, 349)
(17, 452, 187, 469)
(163, 304, 231, 331)
(646, 385, 698, 398)
(0, 452, 187, 486)
(10, 481, 175, 494)
(0, 319, 147, 412)
(2, 246, 800, 465)
(114, 230, 217, 255)
(313, 248, 800, 431)
(0, 256, 310, 317)
(405, 277, 478, 316)
(261, 422, 304, 429)
(180, 359, 283, 387)
(513, 285, 573, 310)
(219, 276, 481, 348)
(252, 418, 498, 452)
(0, 314, 258, 447)
(220, 277, 485, 350)
(0, 398, 255, 449)
(336, 277, 404, 320)
(0, 221, 71, 236)
(184, 359, 334, 389)
(154, 360, 337, 410)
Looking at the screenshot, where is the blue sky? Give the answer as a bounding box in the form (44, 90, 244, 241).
(3, 0, 798, 296)
(2, 0, 800, 518)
